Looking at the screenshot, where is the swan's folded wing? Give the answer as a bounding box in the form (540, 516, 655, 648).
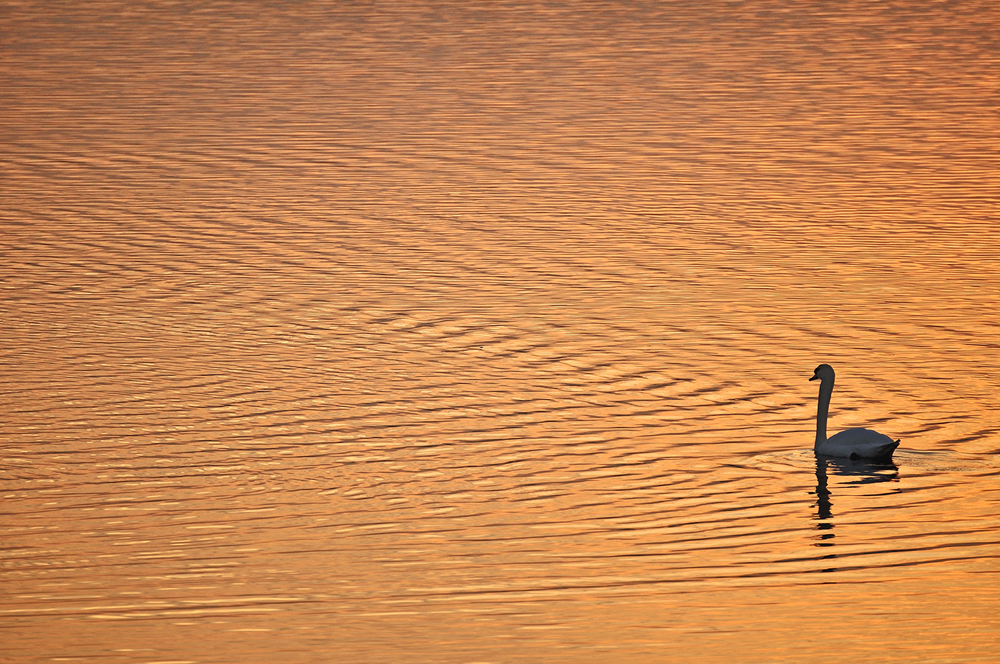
(819, 428, 899, 459)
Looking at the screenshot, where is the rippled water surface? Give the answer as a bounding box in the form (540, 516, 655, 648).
(3, 2, 1000, 662)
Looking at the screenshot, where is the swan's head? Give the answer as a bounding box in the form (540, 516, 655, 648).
(810, 364, 835, 382)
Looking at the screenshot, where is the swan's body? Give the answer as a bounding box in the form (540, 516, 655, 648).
(811, 364, 899, 461)
(818, 427, 898, 459)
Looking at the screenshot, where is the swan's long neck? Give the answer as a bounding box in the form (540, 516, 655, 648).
(815, 377, 834, 450)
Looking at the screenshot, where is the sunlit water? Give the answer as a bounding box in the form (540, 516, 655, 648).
(3, 2, 1000, 662)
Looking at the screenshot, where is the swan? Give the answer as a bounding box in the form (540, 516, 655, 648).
(810, 364, 899, 461)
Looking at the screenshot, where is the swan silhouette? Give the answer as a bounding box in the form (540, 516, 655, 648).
(810, 364, 899, 461)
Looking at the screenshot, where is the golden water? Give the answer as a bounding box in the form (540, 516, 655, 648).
(3, 2, 1000, 661)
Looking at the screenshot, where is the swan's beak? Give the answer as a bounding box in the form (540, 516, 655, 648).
(809, 375, 819, 381)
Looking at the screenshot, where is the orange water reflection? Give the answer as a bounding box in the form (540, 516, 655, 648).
(3, 1, 1000, 662)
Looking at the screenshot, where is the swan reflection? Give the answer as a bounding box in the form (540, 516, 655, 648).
(813, 455, 898, 571)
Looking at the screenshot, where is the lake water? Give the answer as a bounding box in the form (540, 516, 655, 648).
(3, 2, 1000, 662)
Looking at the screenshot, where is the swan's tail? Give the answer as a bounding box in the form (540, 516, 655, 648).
(850, 439, 900, 462)
(875, 440, 900, 461)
